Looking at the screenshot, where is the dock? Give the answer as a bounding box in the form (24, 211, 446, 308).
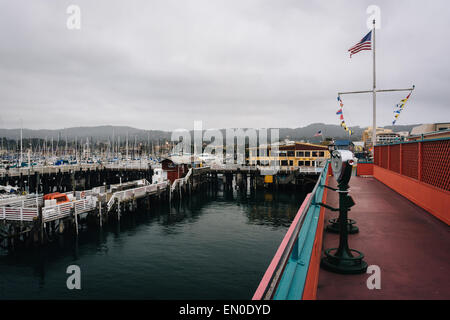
(0, 178, 170, 248)
(0, 163, 325, 249)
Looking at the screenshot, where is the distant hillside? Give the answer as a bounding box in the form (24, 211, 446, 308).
(0, 126, 171, 142)
(0, 123, 421, 143)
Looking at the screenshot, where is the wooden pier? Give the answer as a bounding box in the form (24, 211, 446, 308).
(0, 178, 171, 248)
(0, 163, 324, 249)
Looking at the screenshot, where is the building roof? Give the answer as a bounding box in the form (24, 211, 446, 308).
(334, 140, 353, 146)
(411, 123, 450, 136)
(407, 128, 450, 141)
(279, 142, 328, 151)
(364, 127, 394, 134)
(249, 141, 328, 151)
(162, 155, 199, 165)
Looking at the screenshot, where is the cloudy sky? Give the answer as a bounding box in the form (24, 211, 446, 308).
(0, 0, 448, 130)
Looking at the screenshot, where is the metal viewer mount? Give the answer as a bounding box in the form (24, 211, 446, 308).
(317, 150, 368, 274)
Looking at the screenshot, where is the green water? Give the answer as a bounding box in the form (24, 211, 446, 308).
(0, 187, 307, 300)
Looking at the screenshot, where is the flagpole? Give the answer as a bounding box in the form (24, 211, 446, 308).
(372, 19, 377, 149)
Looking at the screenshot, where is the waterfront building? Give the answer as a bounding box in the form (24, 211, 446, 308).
(362, 127, 400, 147)
(247, 142, 330, 169)
(410, 123, 450, 135)
(407, 123, 450, 141)
(161, 158, 189, 183)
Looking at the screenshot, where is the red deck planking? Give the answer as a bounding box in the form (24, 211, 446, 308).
(317, 176, 450, 300)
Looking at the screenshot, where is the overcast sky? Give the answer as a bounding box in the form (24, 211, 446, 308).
(0, 0, 448, 130)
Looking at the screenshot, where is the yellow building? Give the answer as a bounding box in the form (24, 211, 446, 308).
(247, 142, 330, 169)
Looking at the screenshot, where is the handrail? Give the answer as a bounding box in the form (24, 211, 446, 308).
(171, 168, 193, 193)
(253, 160, 330, 300)
(107, 180, 168, 211)
(42, 196, 98, 222)
(0, 194, 43, 208)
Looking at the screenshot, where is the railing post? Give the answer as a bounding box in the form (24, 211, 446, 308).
(99, 201, 102, 228)
(399, 143, 403, 175)
(387, 145, 391, 170)
(418, 141, 423, 181)
(39, 206, 44, 244)
(379, 146, 382, 166)
(74, 206, 79, 236)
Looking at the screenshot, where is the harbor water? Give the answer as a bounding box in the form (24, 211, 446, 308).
(0, 187, 308, 300)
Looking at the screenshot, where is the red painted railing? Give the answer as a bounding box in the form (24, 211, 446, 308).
(375, 139, 450, 192)
(374, 138, 449, 224)
(421, 140, 450, 190)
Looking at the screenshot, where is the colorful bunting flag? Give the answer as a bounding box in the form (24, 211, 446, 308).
(336, 96, 353, 135)
(392, 89, 414, 126)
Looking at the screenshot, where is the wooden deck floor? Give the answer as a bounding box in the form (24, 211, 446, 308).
(317, 176, 450, 300)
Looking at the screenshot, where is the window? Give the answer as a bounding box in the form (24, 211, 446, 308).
(281, 160, 288, 166)
(319, 151, 325, 157)
(305, 161, 311, 166)
(298, 161, 304, 166)
(259, 149, 267, 157)
(296, 151, 305, 157)
(287, 151, 295, 157)
(305, 151, 311, 157)
(289, 160, 293, 166)
(55, 196, 67, 203)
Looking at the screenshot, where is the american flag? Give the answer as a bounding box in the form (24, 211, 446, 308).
(348, 30, 372, 58)
(314, 130, 322, 137)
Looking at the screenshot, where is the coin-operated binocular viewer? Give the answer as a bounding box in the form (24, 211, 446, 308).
(318, 150, 368, 274)
(326, 151, 359, 234)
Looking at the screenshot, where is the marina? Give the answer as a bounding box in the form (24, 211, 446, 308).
(1, 1, 449, 306)
(0, 157, 323, 250)
(0, 179, 308, 300)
